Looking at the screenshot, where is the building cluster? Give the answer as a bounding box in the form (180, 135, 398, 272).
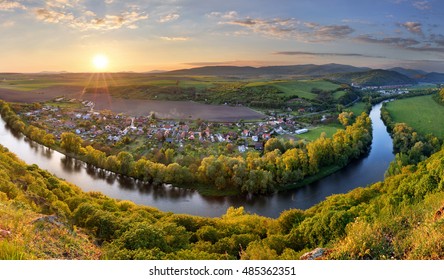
(19, 98, 311, 153)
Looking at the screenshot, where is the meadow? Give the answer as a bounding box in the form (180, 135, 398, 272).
(296, 123, 343, 141)
(384, 95, 444, 138)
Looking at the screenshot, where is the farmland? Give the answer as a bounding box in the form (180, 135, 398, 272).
(384, 95, 444, 139)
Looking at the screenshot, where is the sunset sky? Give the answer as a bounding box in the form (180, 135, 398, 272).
(1, 0, 443, 72)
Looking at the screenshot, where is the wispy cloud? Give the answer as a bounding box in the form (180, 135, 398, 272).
(399, 21, 424, 36)
(158, 13, 180, 23)
(274, 51, 385, 58)
(226, 17, 298, 39)
(355, 34, 444, 52)
(413, 1, 431, 10)
(0, 1, 27, 11)
(213, 12, 354, 42)
(33, 7, 148, 31)
(355, 35, 420, 48)
(311, 25, 354, 42)
(160, 36, 189, 41)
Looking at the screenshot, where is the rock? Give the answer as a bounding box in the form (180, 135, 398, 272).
(0, 229, 11, 238)
(300, 248, 326, 260)
(434, 204, 444, 221)
(32, 215, 64, 227)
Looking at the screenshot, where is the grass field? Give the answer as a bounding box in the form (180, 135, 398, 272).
(297, 123, 343, 141)
(347, 102, 367, 115)
(385, 95, 444, 138)
(272, 79, 341, 100)
(0, 79, 65, 91)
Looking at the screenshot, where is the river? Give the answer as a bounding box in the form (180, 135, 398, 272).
(0, 103, 394, 218)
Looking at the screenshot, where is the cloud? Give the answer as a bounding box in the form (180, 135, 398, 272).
(227, 17, 299, 39)
(311, 25, 355, 42)
(35, 8, 74, 23)
(355, 35, 420, 48)
(213, 12, 354, 42)
(160, 36, 189, 41)
(273, 51, 385, 58)
(33, 7, 148, 31)
(399, 21, 423, 35)
(0, 1, 27, 11)
(355, 34, 444, 52)
(158, 13, 180, 23)
(208, 11, 238, 19)
(413, 1, 431, 10)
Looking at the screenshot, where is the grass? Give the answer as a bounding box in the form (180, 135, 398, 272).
(347, 102, 367, 115)
(297, 123, 343, 141)
(273, 79, 341, 100)
(0, 79, 64, 91)
(333, 90, 347, 100)
(385, 95, 444, 138)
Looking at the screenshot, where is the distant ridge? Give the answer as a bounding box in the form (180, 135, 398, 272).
(388, 67, 427, 79)
(164, 63, 370, 76)
(418, 72, 444, 83)
(328, 69, 417, 86)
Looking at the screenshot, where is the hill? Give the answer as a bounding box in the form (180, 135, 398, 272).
(165, 63, 369, 77)
(418, 72, 444, 83)
(388, 67, 427, 79)
(328, 69, 417, 86)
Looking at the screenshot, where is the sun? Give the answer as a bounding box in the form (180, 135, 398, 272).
(92, 54, 109, 71)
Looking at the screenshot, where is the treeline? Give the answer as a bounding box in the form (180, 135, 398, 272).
(364, 88, 437, 105)
(432, 88, 444, 105)
(380, 102, 442, 176)
(0, 100, 371, 195)
(3, 130, 444, 259)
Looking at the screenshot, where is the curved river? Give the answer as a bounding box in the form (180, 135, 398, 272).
(0, 103, 394, 218)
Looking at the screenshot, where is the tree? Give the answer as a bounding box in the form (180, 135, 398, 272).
(60, 132, 83, 154)
(338, 111, 354, 126)
(43, 133, 56, 148)
(117, 151, 134, 174)
(264, 138, 285, 153)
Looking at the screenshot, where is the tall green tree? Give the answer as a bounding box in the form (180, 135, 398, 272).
(60, 132, 83, 154)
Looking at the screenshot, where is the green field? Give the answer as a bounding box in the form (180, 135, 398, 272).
(0, 79, 65, 91)
(385, 95, 444, 138)
(272, 79, 341, 100)
(347, 101, 367, 115)
(297, 123, 343, 141)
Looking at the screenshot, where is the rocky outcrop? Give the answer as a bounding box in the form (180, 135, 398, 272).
(300, 248, 328, 260)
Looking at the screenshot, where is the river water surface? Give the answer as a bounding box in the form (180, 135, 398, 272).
(0, 103, 394, 218)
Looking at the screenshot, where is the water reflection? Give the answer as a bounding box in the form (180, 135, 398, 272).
(0, 103, 394, 218)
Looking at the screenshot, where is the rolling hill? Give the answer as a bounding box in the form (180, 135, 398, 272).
(328, 69, 417, 86)
(165, 63, 369, 77)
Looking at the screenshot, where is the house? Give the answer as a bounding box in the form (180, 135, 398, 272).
(262, 133, 271, 140)
(296, 128, 309, 135)
(254, 142, 264, 151)
(238, 145, 247, 153)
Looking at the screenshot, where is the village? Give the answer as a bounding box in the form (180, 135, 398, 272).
(17, 98, 315, 155)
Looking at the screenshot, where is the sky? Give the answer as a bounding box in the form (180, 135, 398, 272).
(0, 0, 444, 72)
